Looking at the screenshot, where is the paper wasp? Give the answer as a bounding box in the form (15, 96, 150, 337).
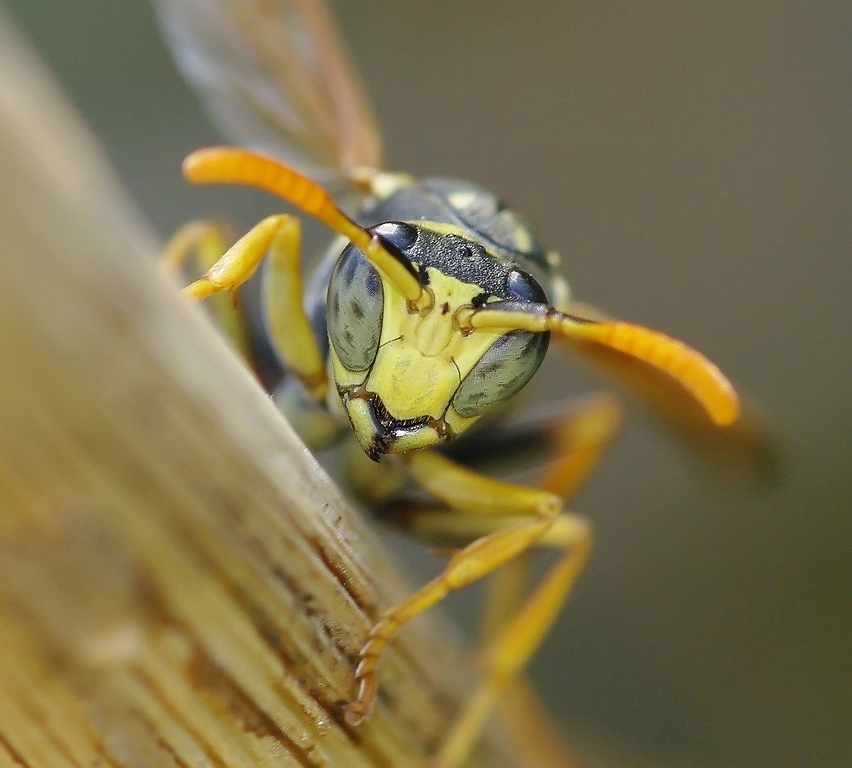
(155, 1, 742, 764)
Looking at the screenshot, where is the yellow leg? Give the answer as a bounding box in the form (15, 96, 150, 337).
(344, 450, 563, 726)
(536, 393, 623, 500)
(471, 394, 621, 768)
(162, 220, 254, 364)
(488, 677, 583, 768)
(479, 393, 622, 637)
(180, 214, 275, 299)
(367, 394, 622, 767)
(435, 513, 591, 768)
(176, 214, 327, 402)
(162, 219, 230, 276)
(261, 216, 327, 402)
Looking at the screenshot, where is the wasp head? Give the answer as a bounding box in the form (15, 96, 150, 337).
(326, 221, 550, 460)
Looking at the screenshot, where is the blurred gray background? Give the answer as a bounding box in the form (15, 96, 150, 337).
(4, 1, 849, 766)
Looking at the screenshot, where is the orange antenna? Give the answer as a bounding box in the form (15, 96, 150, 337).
(459, 305, 740, 426)
(182, 146, 425, 305)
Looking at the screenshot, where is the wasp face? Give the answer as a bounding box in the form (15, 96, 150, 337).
(326, 222, 549, 460)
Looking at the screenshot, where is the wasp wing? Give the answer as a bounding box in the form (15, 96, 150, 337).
(152, 0, 383, 182)
(560, 304, 782, 480)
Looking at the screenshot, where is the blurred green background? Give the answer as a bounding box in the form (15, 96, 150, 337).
(4, 1, 849, 766)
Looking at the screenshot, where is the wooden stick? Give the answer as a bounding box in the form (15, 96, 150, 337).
(0, 15, 523, 768)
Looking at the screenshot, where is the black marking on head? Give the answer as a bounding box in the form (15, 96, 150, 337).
(363, 178, 550, 275)
(506, 269, 547, 303)
(417, 263, 430, 285)
(373, 221, 418, 251)
(471, 292, 491, 308)
(369, 221, 422, 285)
(378, 334, 403, 349)
(338, 385, 454, 459)
(385, 228, 547, 303)
(372, 234, 420, 283)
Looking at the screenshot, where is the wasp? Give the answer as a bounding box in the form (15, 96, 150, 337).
(155, 1, 742, 765)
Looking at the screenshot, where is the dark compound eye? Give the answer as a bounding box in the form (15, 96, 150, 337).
(327, 246, 384, 372)
(372, 221, 419, 252)
(452, 331, 549, 418)
(506, 268, 547, 303)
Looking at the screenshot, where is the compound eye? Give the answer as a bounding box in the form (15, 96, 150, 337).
(372, 221, 419, 252)
(452, 331, 549, 418)
(506, 268, 547, 303)
(327, 245, 384, 372)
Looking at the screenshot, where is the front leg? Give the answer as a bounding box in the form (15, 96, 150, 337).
(162, 219, 253, 366)
(177, 213, 328, 403)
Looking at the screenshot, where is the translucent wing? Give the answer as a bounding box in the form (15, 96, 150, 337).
(579, 345, 781, 479)
(152, 0, 383, 181)
(563, 303, 782, 480)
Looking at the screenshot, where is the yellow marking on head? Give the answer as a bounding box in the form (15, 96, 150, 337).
(363, 267, 500, 422)
(330, 260, 505, 454)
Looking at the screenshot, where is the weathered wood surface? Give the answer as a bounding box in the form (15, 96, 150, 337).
(0, 14, 524, 768)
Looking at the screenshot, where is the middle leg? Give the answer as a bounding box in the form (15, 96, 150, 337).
(343, 449, 565, 727)
(383, 394, 622, 767)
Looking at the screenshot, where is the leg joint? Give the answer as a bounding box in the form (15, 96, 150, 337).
(534, 492, 562, 521)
